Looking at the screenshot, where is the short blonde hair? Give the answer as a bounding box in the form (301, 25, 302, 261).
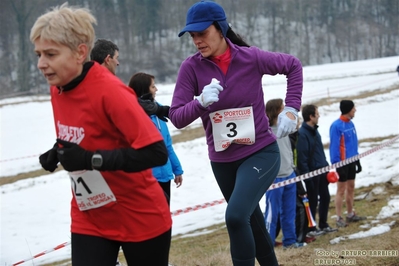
(30, 3, 97, 62)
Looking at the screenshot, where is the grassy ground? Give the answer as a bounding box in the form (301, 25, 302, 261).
(41, 181, 399, 266)
(151, 182, 399, 266)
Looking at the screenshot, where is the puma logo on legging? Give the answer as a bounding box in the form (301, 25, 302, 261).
(253, 166, 262, 173)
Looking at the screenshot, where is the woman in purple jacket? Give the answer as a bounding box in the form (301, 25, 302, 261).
(170, 1, 303, 265)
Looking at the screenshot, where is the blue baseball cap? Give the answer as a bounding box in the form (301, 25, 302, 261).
(178, 1, 228, 37)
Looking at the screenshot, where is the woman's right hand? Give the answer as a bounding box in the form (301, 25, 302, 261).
(197, 79, 223, 107)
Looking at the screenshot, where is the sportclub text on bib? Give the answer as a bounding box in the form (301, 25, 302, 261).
(210, 106, 255, 152)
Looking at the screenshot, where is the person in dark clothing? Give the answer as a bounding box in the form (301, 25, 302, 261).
(296, 104, 337, 236)
(289, 129, 316, 244)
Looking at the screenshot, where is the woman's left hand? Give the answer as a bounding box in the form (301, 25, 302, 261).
(174, 175, 183, 188)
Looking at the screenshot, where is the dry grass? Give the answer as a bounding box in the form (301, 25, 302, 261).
(170, 182, 399, 266)
(308, 82, 399, 108)
(0, 168, 64, 186)
(108, 181, 399, 266)
(26, 151, 399, 266)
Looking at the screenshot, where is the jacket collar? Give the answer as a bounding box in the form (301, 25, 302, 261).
(57, 61, 94, 93)
(340, 115, 351, 122)
(302, 121, 318, 135)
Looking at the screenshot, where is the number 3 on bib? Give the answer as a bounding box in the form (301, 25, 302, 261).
(210, 106, 255, 152)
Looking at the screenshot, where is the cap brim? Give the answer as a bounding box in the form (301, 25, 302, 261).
(178, 21, 213, 37)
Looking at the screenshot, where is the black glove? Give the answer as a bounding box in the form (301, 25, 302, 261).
(138, 93, 158, 116)
(39, 142, 59, 172)
(155, 104, 170, 122)
(355, 160, 362, 173)
(138, 93, 169, 122)
(56, 139, 93, 171)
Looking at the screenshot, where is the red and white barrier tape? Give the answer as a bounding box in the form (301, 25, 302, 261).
(268, 134, 399, 190)
(11, 200, 227, 265)
(11, 134, 399, 265)
(0, 154, 40, 163)
(170, 198, 226, 216)
(12, 241, 71, 266)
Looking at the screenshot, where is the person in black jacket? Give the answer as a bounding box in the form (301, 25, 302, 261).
(296, 104, 338, 236)
(289, 131, 316, 244)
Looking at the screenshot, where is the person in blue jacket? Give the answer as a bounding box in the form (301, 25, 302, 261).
(170, 1, 303, 265)
(129, 72, 183, 204)
(330, 100, 364, 227)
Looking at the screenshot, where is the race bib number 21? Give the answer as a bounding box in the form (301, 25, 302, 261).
(69, 170, 116, 211)
(210, 106, 255, 152)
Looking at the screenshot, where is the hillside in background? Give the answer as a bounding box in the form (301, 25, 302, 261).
(0, 0, 398, 98)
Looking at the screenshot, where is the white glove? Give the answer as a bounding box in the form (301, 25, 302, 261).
(276, 106, 298, 138)
(197, 78, 223, 107)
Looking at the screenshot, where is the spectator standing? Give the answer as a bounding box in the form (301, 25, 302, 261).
(330, 100, 365, 227)
(90, 38, 119, 75)
(90, 39, 166, 122)
(264, 99, 306, 249)
(170, 1, 303, 265)
(129, 72, 183, 204)
(288, 129, 316, 244)
(31, 4, 172, 265)
(296, 104, 337, 235)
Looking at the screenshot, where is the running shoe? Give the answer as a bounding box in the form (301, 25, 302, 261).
(336, 217, 348, 227)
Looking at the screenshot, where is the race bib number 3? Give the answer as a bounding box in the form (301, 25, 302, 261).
(69, 170, 116, 211)
(210, 106, 255, 152)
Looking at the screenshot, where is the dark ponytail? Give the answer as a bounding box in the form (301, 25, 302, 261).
(213, 22, 250, 47)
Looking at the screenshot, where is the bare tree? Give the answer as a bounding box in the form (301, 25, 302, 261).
(0, 0, 398, 98)
(9, 0, 34, 93)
